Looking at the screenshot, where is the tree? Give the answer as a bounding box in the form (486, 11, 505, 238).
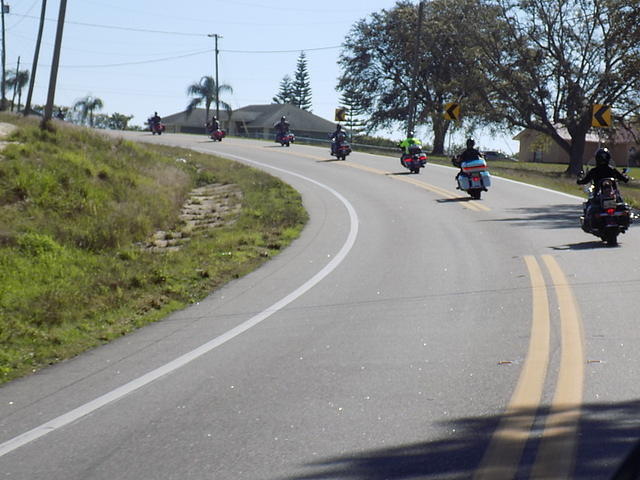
(471, 0, 640, 174)
(338, 1, 494, 154)
(292, 51, 312, 111)
(108, 112, 133, 130)
(273, 74, 295, 104)
(7, 68, 29, 112)
(73, 95, 104, 127)
(338, 86, 369, 138)
(185, 75, 233, 122)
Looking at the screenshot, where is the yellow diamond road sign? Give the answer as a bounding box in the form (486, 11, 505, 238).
(444, 102, 460, 121)
(592, 104, 612, 128)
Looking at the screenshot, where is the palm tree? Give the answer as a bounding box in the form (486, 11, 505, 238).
(185, 75, 232, 123)
(73, 95, 103, 127)
(7, 68, 29, 111)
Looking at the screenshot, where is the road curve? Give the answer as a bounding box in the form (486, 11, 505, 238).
(2, 133, 640, 479)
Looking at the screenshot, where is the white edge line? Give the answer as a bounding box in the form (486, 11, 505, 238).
(0, 153, 359, 458)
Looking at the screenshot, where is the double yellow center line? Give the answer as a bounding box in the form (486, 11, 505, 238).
(474, 255, 584, 479)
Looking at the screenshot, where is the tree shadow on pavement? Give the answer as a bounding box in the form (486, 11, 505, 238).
(486, 204, 580, 229)
(281, 400, 640, 480)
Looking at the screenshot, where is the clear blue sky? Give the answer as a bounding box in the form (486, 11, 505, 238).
(9, 0, 518, 152)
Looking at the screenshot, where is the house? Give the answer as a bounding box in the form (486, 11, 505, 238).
(514, 127, 640, 166)
(162, 104, 338, 141)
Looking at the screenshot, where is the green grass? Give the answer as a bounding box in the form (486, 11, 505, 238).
(0, 114, 307, 383)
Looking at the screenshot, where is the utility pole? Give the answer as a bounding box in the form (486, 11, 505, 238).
(10, 54, 17, 110)
(407, 0, 424, 136)
(1, 0, 8, 110)
(24, 0, 46, 116)
(207, 33, 222, 121)
(42, 0, 67, 127)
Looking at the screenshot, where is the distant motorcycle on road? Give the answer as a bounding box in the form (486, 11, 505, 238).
(452, 156, 491, 199)
(276, 132, 295, 147)
(400, 144, 428, 174)
(330, 132, 352, 160)
(579, 169, 632, 246)
(210, 129, 226, 142)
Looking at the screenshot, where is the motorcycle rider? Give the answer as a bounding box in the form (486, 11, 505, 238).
(149, 112, 162, 130)
(206, 115, 220, 133)
(274, 115, 290, 141)
(453, 138, 483, 181)
(577, 147, 629, 225)
(577, 147, 629, 191)
(398, 131, 422, 165)
(330, 124, 347, 155)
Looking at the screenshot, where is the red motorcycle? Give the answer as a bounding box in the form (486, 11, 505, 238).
(150, 122, 165, 135)
(276, 132, 295, 147)
(210, 129, 226, 142)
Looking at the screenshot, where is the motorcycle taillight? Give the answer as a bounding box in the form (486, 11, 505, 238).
(472, 176, 480, 181)
(607, 208, 615, 215)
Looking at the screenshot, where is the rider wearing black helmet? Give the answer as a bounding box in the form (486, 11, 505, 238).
(577, 147, 629, 193)
(274, 115, 290, 142)
(457, 138, 483, 163)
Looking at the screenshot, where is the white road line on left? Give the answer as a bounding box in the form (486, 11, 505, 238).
(0, 153, 359, 458)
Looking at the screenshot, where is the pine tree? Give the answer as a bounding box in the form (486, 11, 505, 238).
(292, 51, 312, 111)
(338, 87, 368, 138)
(272, 74, 294, 104)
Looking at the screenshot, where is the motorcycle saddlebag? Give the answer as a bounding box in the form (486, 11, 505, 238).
(457, 174, 471, 190)
(461, 158, 488, 173)
(480, 171, 491, 188)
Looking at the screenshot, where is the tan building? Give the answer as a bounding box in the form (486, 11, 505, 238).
(514, 127, 640, 166)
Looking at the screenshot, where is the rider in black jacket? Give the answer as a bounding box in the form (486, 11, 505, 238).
(577, 148, 629, 192)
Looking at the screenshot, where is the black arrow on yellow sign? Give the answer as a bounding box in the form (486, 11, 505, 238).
(444, 102, 460, 121)
(592, 104, 612, 128)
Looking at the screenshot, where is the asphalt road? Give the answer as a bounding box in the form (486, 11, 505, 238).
(2, 132, 640, 479)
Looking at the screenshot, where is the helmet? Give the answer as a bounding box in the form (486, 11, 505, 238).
(595, 147, 611, 166)
(408, 130, 415, 137)
(281, 116, 286, 121)
(466, 138, 475, 148)
(336, 124, 342, 130)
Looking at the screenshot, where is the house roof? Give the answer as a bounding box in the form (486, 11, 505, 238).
(162, 109, 229, 128)
(513, 126, 638, 144)
(163, 104, 338, 133)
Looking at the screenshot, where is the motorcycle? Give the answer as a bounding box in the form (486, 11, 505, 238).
(400, 144, 428, 174)
(452, 156, 491, 199)
(579, 170, 632, 246)
(210, 129, 226, 142)
(276, 131, 295, 147)
(330, 132, 352, 160)
(150, 121, 165, 135)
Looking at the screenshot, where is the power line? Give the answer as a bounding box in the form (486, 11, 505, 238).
(11, 13, 208, 36)
(222, 45, 341, 54)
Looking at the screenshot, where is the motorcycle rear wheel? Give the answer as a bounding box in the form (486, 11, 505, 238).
(470, 189, 482, 200)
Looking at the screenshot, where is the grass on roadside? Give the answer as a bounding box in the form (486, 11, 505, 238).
(0, 114, 307, 384)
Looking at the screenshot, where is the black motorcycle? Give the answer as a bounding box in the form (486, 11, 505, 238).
(579, 170, 632, 246)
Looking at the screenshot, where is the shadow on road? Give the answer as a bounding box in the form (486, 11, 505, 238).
(281, 400, 640, 480)
(550, 240, 618, 250)
(436, 197, 474, 203)
(316, 158, 343, 163)
(486, 204, 580, 229)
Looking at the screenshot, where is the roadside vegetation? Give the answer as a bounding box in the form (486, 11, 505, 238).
(0, 114, 307, 384)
